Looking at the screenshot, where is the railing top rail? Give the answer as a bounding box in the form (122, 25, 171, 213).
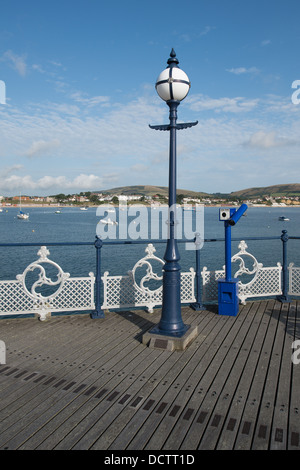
(0, 234, 293, 248)
(0, 242, 94, 247)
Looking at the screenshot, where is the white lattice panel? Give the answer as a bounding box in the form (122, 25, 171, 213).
(201, 268, 224, 302)
(288, 263, 300, 296)
(201, 241, 282, 304)
(101, 243, 195, 313)
(101, 270, 195, 313)
(0, 276, 95, 320)
(0, 246, 95, 320)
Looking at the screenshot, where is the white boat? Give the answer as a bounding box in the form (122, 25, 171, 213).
(99, 218, 118, 225)
(17, 195, 29, 219)
(55, 210, 62, 214)
(278, 216, 290, 221)
(17, 211, 29, 220)
(80, 206, 88, 211)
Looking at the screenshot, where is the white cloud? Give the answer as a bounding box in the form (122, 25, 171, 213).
(244, 131, 291, 149)
(130, 163, 149, 173)
(32, 63, 45, 74)
(0, 173, 105, 192)
(0, 91, 299, 195)
(70, 92, 110, 107)
(187, 94, 258, 113)
(200, 26, 215, 36)
(3, 50, 27, 76)
(0, 164, 24, 176)
(226, 67, 259, 75)
(25, 139, 60, 158)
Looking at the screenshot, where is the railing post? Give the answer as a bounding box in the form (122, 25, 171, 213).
(277, 229, 290, 303)
(190, 233, 205, 310)
(90, 236, 105, 318)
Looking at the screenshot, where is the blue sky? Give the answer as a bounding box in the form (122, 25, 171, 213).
(0, 0, 299, 196)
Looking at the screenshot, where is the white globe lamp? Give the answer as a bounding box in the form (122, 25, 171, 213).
(155, 49, 191, 102)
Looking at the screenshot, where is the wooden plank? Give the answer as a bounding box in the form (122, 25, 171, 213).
(269, 302, 296, 450)
(19, 309, 170, 450)
(178, 302, 258, 450)
(233, 301, 282, 449)
(198, 300, 269, 450)
(164, 304, 252, 451)
(69, 309, 201, 449)
(91, 310, 217, 450)
(21, 346, 163, 450)
(0, 312, 145, 416)
(288, 301, 300, 450)
(0, 312, 152, 449)
(149, 303, 260, 450)
(112, 305, 250, 450)
(216, 300, 274, 449)
(83, 310, 212, 450)
(0, 314, 148, 449)
(0, 312, 118, 391)
(0, 301, 298, 450)
(251, 302, 289, 450)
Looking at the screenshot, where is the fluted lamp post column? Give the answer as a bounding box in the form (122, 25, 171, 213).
(142, 49, 199, 351)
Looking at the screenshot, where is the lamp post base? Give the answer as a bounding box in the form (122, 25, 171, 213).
(142, 324, 198, 351)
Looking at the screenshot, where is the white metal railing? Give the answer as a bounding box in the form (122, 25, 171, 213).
(202, 241, 283, 304)
(0, 246, 95, 321)
(101, 243, 195, 312)
(288, 263, 300, 297)
(0, 239, 299, 321)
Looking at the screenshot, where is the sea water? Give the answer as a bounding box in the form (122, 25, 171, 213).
(0, 205, 299, 282)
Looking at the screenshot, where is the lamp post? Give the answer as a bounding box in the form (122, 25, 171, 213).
(143, 49, 198, 349)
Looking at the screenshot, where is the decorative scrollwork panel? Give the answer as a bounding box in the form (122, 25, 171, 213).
(0, 246, 95, 320)
(102, 243, 195, 313)
(202, 240, 282, 304)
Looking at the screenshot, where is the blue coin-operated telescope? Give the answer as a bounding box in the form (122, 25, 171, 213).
(218, 204, 248, 316)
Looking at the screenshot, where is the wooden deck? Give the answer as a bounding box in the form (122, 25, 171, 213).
(0, 299, 299, 451)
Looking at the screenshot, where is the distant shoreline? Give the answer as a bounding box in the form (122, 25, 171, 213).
(3, 203, 300, 209)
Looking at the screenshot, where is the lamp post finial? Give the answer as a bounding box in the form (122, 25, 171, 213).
(167, 48, 179, 68)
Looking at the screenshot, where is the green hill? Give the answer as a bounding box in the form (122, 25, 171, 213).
(102, 185, 209, 198)
(100, 183, 300, 199)
(230, 183, 300, 198)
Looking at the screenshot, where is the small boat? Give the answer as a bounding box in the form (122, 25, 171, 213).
(80, 206, 88, 211)
(17, 195, 29, 219)
(99, 218, 118, 225)
(17, 211, 29, 220)
(278, 216, 290, 221)
(55, 210, 62, 214)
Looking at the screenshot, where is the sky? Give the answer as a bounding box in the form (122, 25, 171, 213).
(0, 0, 299, 196)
